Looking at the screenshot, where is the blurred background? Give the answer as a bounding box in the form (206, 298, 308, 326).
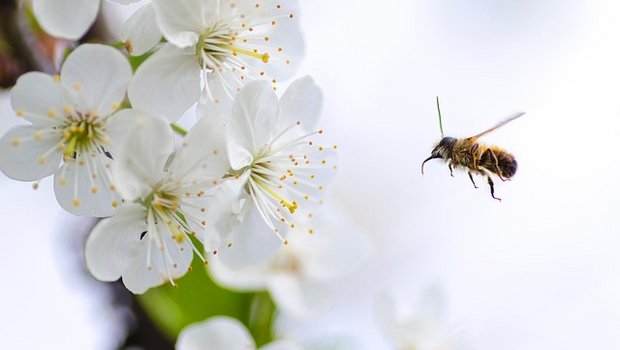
(2, 0, 620, 349)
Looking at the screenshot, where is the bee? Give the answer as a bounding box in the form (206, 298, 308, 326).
(421, 97, 524, 201)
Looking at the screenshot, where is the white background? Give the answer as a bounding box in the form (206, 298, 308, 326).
(2, 0, 620, 349)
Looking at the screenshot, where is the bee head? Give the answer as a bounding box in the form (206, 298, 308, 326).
(421, 137, 456, 175)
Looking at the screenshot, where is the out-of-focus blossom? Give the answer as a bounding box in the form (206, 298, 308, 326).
(0, 44, 131, 216)
(119, 2, 162, 56)
(176, 316, 304, 350)
(376, 286, 472, 350)
(31, 0, 141, 40)
(209, 203, 370, 319)
(85, 111, 228, 294)
(198, 77, 337, 269)
(128, 0, 303, 121)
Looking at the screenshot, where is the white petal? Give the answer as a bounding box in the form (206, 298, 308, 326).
(32, 0, 100, 40)
(128, 44, 201, 122)
(151, 0, 212, 48)
(208, 253, 270, 291)
(85, 202, 145, 282)
(176, 317, 256, 350)
(267, 273, 327, 319)
(53, 154, 120, 217)
(254, 6, 304, 81)
(0, 126, 62, 181)
(169, 112, 229, 181)
(201, 70, 239, 116)
(260, 341, 304, 350)
(108, 0, 141, 4)
(119, 3, 162, 56)
(11, 72, 69, 128)
(112, 111, 173, 200)
(61, 44, 132, 117)
(218, 202, 284, 269)
(103, 108, 143, 157)
(279, 76, 322, 131)
(301, 207, 371, 282)
(228, 81, 279, 169)
(122, 232, 193, 294)
(201, 174, 250, 252)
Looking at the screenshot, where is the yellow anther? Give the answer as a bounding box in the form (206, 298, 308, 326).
(91, 187, 98, 194)
(72, 198, 80, 207)
(53, 74, 60, 82)
(34, 132, 44, 141)
(47, 109, 57, 117)
(72, 82, 82, 91)
(63, 105, 74, 115)
(16, 110, 25, 117)
(111, 200, 119, 208)
(37, 156, 46, 164)
(10, 138, 20, 147)
(59, 177, 67, 186)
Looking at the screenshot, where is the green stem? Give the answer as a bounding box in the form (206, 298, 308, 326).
(248, 292, 275, 346)
(171, 123, 188, 136)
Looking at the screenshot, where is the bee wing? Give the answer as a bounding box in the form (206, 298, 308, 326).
(469, 112, 525, 139)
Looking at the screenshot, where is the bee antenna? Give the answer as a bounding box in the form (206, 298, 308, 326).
(436, 96, 444, 138)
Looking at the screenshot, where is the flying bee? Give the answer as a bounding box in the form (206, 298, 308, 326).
(421, 97, 524, 201)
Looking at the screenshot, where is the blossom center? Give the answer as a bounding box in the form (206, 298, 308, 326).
(60, 110, 106, 159)
(144, 183, 187, 243)
(197, 21, 269, 71)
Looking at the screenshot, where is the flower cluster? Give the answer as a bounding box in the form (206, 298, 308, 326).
(3, 0, 345, 296)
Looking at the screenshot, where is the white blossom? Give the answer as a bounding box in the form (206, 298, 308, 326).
(376, 287, 472, 350)
(85, 111, 228, 293)
(31, 0, 141, 40)
(198, 77, 337, 269)
(209, 203, 371, 319)
(176, 316, 304, 350)
(0, 44, 132, 216)
(128, 0, 303, 121)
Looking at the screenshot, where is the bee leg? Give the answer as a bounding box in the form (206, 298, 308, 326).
(468, 171, 478, 188)
(485, 149, 507, 181)
(448, 162, 455, 177)
(471, 144, 480, 171)
(487, 176, 501, 201)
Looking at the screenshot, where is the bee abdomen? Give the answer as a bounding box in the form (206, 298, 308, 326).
(479, 147, 517, 178)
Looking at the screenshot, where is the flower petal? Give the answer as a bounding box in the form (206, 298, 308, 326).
(0, 126, 62, 181)
(267, 273, 327, 319)
(253, 3, 304, 81)
(218, 202, 284, 269)
(279, 76, 322, 131)
(299, 206, 371, 282)
(260, 341, 304, 350)
(122, 232, 193, 294)
(208, 253, 270, 291)
(169, 112, 229, 182)
(60, 44, 132, 117)
(109, 0, 141, 4)
(112, 111, 173, 200)
(128, 44, 201, 122)
(119, 3, 162, 56)
(151, 0, 212, 48)
(11, 72, 69, 128)
(53, 153, 120, 217)
(85, 202, 145, 282)
(228, 81, 279, 169)
(32, 0, 100, 40)
(176, 317, 256, 350)
(201, 174, 250, 253)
